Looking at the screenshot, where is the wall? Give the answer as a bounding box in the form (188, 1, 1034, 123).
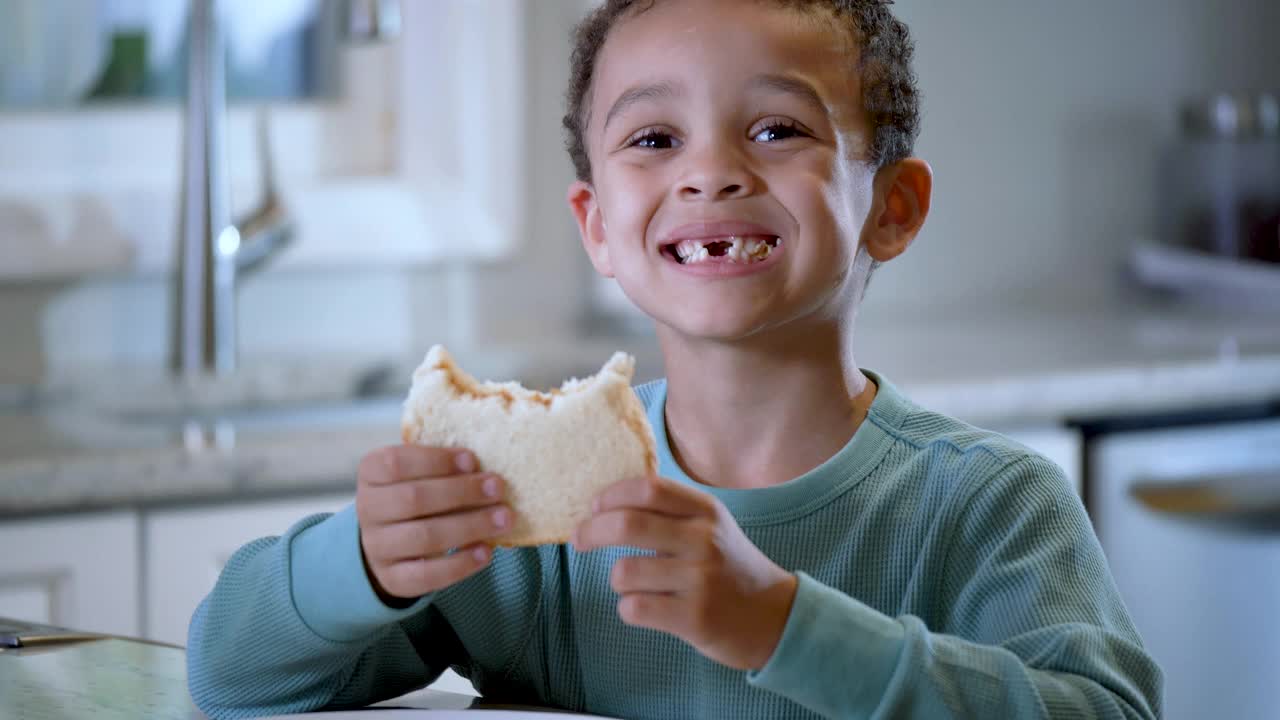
(867, 0, 1280, 313)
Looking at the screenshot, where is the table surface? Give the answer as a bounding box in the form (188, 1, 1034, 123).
(0, 617, 562, 719)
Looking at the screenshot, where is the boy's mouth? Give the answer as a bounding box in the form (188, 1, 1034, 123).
(661, 235, 782, 265)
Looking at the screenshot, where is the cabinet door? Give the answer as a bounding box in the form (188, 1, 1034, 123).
(1000, 426, 1082, 496)
(142, 494, 353, 647)
(0, 512, 139, 636)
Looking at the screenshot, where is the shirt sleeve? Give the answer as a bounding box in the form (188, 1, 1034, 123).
(747, 457, 1162, 719)
(187, 504, 462, 720)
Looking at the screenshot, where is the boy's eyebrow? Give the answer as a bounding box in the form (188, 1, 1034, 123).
(603, 81, 680, 131)
(600, 75, 829, 132)
(749, 74, 830, 116)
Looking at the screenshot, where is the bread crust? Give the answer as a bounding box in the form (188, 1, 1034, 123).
(401, 346, 658, 546)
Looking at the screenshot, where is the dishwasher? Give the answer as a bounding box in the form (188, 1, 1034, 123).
(1078, 406, 1280, 720)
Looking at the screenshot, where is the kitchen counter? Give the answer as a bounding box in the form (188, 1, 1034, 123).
(1, 296, 1278, 518)
(855, 296, 1280, 424)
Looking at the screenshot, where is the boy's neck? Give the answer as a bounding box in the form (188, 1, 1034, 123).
(658, 321, 874, 490)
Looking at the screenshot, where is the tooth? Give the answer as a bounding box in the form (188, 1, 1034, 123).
(691, 246, 710, 264)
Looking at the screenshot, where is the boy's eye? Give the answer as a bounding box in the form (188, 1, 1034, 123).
(627, 129, 679, 150)
(751, 120, 808, 143)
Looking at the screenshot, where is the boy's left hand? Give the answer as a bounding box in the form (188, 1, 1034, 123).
(572, 475, 798, 671)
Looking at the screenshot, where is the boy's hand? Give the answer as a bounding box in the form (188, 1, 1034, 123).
(356, 445, 511, 604)
(572, 475, 798, 671)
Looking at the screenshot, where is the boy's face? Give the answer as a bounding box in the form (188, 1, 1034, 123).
(570, 0, 885, 342)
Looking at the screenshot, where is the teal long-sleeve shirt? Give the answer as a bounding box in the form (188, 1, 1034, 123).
(187, 372, 1162, 719)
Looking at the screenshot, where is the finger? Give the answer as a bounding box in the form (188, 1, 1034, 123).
(364, 473, 503, 524)
(367, 505, 512, 561)
(593, 475, 717, 518)
(573, 509, 702, 555)
(610, 556, 700, 595)
(376, 544, 493, 599)
(360, 445, 477, 486)
(617, 593, 687, 637)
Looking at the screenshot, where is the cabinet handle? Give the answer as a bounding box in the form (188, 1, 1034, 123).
(1131, 473, 1280, 532)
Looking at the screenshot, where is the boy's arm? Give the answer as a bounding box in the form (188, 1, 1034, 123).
(187, 505, 468, 720)
(746, 457, 1162, 720)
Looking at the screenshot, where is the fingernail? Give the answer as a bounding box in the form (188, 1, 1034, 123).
(455, 451, 476, 473)
(491, 508, 509, 529)
(472, 546, 489, 563)
(483, 475, 500, 498)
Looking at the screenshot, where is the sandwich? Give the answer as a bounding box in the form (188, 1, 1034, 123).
(401, 346, 658, 546)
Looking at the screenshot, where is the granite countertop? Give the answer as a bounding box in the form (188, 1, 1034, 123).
(2, 296, 1278, 519)
(855, 297, 1280, 425)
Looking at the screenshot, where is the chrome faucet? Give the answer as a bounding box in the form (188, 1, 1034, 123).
(173, 0, 293, 378)
(172, 0, 400, 378)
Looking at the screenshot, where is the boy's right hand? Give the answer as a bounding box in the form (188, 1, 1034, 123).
(356, 445, 511, 604)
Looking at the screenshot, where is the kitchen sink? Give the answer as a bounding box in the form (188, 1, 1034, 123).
(1, 345, 649, 463)
(108, 396, 405, 435)
(32, 395, 406, 457)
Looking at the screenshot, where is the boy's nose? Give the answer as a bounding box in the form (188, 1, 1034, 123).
(679, 181, 747, 201)
(676, 148, 756, 202)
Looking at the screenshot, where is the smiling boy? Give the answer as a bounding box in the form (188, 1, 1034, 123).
(187, 2, 1162, 718)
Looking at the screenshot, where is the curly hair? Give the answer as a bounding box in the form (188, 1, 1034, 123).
(562, 0, 921, 184)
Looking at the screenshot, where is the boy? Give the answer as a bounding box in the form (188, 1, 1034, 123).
(188, 1, 1162, 718)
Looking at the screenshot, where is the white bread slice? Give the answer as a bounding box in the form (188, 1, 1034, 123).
(401, 345, 658, 547)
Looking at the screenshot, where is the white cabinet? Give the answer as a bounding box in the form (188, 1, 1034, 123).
(0, 512, 139, 637)
(142, 494, 353, 647)
(1000, 425, 1082, 496)
(1087, 418, 1280, 720)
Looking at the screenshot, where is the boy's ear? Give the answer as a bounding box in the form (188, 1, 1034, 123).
(568, 180, 614, 277)
(862, 158, 932, 263)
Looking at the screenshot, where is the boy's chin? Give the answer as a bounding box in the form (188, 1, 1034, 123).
(644, 296, 857, 346)
(651, 312, 781, 345)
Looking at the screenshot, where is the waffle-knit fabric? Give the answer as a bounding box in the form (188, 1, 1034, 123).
(187, 372, 1161, 719)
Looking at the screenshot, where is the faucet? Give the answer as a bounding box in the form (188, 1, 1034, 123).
(173, 0, 293, 378)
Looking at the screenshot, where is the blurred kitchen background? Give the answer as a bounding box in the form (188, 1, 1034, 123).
(0, 1, 1277, 718)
